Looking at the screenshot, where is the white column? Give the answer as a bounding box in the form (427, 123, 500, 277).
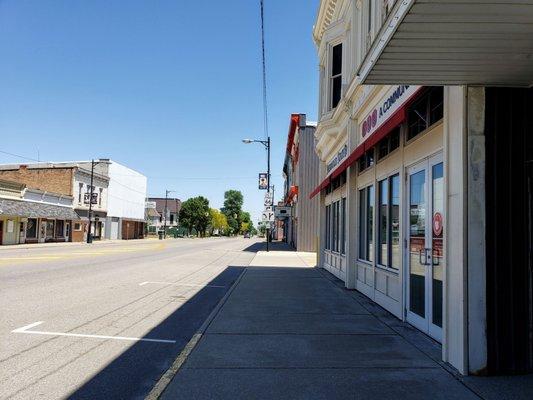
(345, 165, 357, 289)
(443, 86, 468, 374)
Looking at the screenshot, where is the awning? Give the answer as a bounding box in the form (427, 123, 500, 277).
(358, 0, 533, 87)
(310, 88, 419, 199)
(0, 199, 80, 220)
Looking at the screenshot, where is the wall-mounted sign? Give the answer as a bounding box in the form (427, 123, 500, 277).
(258, 173, 268, 190)
(326, 144, 348, 175)
(360, 85, 420, 142)
(274, 206, 292, 219)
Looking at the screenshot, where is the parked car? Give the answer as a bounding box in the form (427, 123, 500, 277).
(244, 233, 250, 238)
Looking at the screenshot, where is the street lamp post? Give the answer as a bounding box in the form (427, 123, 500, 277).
(242, 137, 271, 252)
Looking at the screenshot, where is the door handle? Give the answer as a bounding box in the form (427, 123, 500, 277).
(426, 248, 432, 266)
(419, 249, 425, 265)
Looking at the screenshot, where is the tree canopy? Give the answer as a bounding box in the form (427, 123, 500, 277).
(221, 190, 244, 235)
(209, 208, 228, 235)
(179, 196, 211, 237)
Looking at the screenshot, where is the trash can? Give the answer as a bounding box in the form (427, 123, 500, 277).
(158, 231, 164, 240)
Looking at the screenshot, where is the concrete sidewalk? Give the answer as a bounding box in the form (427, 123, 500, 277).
(159, 250, 480, 399)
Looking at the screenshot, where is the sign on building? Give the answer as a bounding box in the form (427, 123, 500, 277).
(274, 206, 292, 219)
(84, 192, 98, 205)
(258, 173, 268, 190)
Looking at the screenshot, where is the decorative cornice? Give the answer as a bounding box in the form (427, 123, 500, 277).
(313, 0, 339, 45)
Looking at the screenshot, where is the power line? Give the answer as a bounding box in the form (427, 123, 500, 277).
(0, 149, 41, 163)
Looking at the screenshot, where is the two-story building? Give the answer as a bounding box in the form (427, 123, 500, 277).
(0, 163, 108, 242)
(281, 113, 320, 252)
(147, 197, 181, 232)
(312, 0, 533, 376)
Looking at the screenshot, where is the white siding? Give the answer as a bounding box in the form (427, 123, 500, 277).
(107, 162, 147, 220)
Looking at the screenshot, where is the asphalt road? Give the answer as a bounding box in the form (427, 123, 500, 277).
(0, 237, 259, 400)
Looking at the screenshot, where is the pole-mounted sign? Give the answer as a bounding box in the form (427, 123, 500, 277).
(258, 173, 268, 190)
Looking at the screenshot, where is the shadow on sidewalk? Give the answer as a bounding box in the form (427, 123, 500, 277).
(67, 266, 244, 400)
(242, 241, 294, 253)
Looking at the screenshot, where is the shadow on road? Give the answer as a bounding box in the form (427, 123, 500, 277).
(67, 266, 244, 400)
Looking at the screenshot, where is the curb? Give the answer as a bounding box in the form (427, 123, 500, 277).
(145, 267, 248, 400)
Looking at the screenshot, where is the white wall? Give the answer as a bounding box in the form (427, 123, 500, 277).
(107, 161, 147, 220)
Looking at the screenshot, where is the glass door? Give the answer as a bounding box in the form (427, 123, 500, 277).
(406, 154, 444, 342)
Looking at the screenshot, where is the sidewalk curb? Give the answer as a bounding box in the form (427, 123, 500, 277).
(145, 266, 248, 400)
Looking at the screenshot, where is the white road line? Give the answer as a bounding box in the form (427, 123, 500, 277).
(139, 281, 226, 288)
(12, 321, 176, 344)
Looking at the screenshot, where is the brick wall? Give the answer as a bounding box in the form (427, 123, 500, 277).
(0, 167, 74, 196)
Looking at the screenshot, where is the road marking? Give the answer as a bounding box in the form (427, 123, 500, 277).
(12, 321, 176, 344)
(139, 281, 226, 288)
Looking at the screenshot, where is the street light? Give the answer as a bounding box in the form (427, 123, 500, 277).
(242, 136, 271, 252)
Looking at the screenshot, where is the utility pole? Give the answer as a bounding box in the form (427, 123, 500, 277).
(87, 159, 95, 244)
(266, 136, 270, 252)
(163, 190, 169, 239)
(242, 137, 271, 252)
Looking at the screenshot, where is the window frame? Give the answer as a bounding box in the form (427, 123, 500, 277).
(376, 173, 401, 271)
(329, 42, 343, 110)
(358, 185, 375, 263)
(406, 86, 444, 144)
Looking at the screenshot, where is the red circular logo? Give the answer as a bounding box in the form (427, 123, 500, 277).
(433, 212, 443, 236)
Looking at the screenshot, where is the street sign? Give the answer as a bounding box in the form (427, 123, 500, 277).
(264, 193, 273, 206)
(262, 210, 275, 222)
(258, 173, 268, 190)
(275, 206, 292, 218)
(84, 193, 98, 205)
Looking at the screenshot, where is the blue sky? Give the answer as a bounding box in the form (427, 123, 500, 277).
(0, 0, 320, 222)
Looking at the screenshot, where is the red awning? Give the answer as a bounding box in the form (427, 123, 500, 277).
(309, 88, 423, 199)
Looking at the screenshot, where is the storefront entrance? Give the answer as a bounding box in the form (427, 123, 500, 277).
(405, 153, 444, 342)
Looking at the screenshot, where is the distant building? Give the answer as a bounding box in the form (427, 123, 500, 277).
(147, 197, 181, 231)
(281, 113, 320, 252)
(0, 179, 79, 245)
(0, 159, 147, 241)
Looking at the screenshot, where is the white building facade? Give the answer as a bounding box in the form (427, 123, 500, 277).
(104, 160, 147, 240)
(312, 0, 533, 376)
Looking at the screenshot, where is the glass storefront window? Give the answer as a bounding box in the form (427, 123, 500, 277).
(378, 179, 388, 266)
(359, 185, 374, 262)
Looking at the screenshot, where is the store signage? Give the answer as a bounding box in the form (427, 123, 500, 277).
(258, 173, 268, 190)
(326, 144, 348, 175)
(275, 206, 292, 219)
(433, 212, 443, 237)
(360, 85, 420, 142)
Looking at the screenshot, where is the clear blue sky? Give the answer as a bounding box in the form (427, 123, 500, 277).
(0, 0, 320, 223)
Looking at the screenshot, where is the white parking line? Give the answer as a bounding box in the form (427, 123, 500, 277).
(12, 321, 176, 344)
(139, 281, 226, 288)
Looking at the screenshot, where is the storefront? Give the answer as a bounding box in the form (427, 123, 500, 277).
(313, 85, 444, 330)
(0, 199, 79, 245)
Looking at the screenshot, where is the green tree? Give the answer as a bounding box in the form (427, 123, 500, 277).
(209, 208, 228, 235)
(179, 196, 211, 237)
(221, 190, 244, 235)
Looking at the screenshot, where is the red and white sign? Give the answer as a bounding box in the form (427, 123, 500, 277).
(433, 212, 443, 237)
(360, 85, 420, 144)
